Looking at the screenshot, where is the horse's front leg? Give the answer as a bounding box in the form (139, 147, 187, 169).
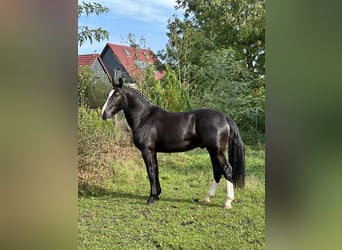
(142, 149, 160, 205)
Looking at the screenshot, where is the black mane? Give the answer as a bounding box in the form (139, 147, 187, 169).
(124, 85, 154, 107)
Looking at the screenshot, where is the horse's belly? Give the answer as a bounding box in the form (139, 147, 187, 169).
(156, 141, 199, 153)
(155, 113, 200, 152)
(156, 135, 200, 153)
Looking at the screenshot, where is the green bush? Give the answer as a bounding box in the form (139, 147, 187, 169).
(78, 66, 112, 108)
(139, 65, 164, 107)
(139, 64, 190, 112)
(161, 64, 189, 111)
(78, 66, 93, 106)
(78, 106, 117, 195)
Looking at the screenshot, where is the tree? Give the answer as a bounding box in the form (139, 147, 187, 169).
(189, 47, 265, 141)
(121, 33, 148, 50)
(162, 65, 190, 111)
(175, 0, 265, 77)
(158, 0, 265, 138)
(192, 49, 254, 124)
(78, 1, 110, 46)
(139, 65, 190, 112)
(139, 65, 163, 107)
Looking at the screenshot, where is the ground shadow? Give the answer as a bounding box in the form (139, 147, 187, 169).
(79, 183, 221, 207)
(107, 190, 223, 208)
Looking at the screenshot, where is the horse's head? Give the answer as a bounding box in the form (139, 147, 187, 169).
(101, 78, 127, 120)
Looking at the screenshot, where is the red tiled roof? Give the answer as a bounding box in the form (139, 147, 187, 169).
(78, 54, 99, 67)
(106, 43, 164, 80)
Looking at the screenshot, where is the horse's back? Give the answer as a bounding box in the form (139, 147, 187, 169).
(193, 108, 227, 123)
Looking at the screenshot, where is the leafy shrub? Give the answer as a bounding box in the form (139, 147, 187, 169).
(78, 66, 112, 108)
(138, 65, 164, 107)
(139, 64, 190, 112)
(78, 106, 118, 195)
(161, 64, 190, 111)
(78, 66, 93, 106)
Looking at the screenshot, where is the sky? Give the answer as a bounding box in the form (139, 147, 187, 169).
(78, 0, 183, 55)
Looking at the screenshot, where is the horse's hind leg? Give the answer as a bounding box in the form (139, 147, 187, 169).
(204, 148, 223, 203)
(206, 148, 235, 209)
(218, 151, 235, 209)
(224, 178, 235, 209)
(204, 154, 222, 203)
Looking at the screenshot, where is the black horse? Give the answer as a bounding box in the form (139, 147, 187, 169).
(101, 78, 245, 209)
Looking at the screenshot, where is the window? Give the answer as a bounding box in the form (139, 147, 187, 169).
(143, 51, 149, 60)
(123, 49, 131, 56)
(134, 60, 148, 69)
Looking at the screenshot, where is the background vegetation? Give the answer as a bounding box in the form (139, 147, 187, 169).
(78, 1, 109, 46)
(78, 66, 112, 108)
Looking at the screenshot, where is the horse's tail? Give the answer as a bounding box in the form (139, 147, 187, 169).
(226, 117, 246, 188)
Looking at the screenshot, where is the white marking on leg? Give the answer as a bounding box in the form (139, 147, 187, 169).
(204, 180, 219, 203)
(223, 180, 235, 209)
(101, 89, 115, 118)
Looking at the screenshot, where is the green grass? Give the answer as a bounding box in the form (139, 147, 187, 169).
(78, 147, 265, 249)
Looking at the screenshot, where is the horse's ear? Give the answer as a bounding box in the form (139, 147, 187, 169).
(119, 78, 123, 88)
(111, 77, 123, 88)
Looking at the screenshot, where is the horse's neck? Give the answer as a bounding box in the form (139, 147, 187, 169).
(123, 90, 152, 131)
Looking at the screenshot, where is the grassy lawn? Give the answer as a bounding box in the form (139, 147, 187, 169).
(78, 147, 265, 249)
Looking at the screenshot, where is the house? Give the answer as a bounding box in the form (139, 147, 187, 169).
(99, 43, 164, 84)
(78, 54, 112, 85)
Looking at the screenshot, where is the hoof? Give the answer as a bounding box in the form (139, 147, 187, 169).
(223, 198, 234, 209)
(147, 196, 159, 205)
(223, 204, 232, 209)
(203, 196, 211, 204)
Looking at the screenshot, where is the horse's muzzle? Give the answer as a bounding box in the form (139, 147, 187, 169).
(102, 112, 107, 120)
